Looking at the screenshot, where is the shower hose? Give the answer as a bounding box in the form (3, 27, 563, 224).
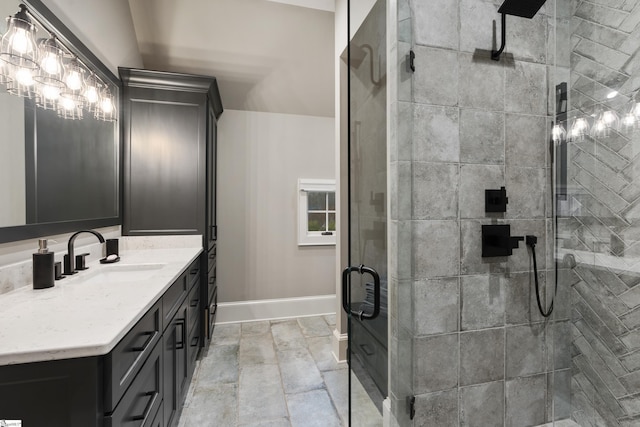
(526, 235, 555, 317)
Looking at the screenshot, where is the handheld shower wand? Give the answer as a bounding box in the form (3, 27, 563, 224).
(526, 235, 556, 317)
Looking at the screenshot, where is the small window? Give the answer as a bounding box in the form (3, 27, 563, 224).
(298, 179, 336, 246)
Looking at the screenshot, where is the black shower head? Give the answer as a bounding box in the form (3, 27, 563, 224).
(498, 0, 547, 18)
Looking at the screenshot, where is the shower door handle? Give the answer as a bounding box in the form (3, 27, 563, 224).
(342, 265, 381, 320)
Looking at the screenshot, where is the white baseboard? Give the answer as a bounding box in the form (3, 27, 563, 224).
(331, 328, 348, 363)
(383, 398, 392, 427)
(216, 294, 336, 323)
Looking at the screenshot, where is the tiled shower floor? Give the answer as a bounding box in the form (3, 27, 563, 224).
(536, 420, 581, 427)
(177, 315, 381, 427)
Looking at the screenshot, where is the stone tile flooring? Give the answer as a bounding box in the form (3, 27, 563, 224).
(536, 421, 580, 427)
(178, 315, 381, 427)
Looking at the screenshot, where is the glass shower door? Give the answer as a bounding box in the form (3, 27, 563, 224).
(343, 0, 387, 425)
(554, 0, 640, 425)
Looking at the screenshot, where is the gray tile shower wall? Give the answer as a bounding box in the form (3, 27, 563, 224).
(388, 0, 568, 426)
(569, 265, 640, 426)
(556, 0, 640, 425)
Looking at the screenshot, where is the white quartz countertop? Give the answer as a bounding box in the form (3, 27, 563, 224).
(0, 246, 202, 366)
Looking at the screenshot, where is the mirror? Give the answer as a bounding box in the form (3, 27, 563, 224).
(0, 0, 120, 243)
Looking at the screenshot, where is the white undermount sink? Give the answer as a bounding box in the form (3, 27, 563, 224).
(75, 263, 166, 285)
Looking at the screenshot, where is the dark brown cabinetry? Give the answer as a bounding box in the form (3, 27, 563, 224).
(0, 258, 201, 427)
(119, 68, 222, 350)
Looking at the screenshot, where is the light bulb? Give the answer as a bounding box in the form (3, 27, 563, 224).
(15, 67, 34, 86)
(602, 110, 619, 126)
(101, 96, 113, 113)
(66, 71, 82, 90)
(551, 124, 566, 143)
(623, 101, 640, 132)
(61, 97, 75, 110)
(571, 117, 589, 137)
(9, 28, 32, 54)
(623, 113, 636, 128)
(40, 53, 60, 75)
(41, 84, 60, 100)
(590, 108, 619, 138)
(0, 7, 38, 69)
(84, 85, 99, 103)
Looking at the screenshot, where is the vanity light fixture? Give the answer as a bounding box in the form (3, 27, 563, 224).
(551, 123, 566, 143)
(7, 69, 37, 98)
(34, 35, 64, 109)
(0, 3, 117, 121)
(63, 56, 83, 91)
(83, 72, 102, 112)
(34, 35, 64, 87)
(57, 95, 83, 120)
(0, 55, 11, 84)
(0, 5, 37, 69)
(59, 56, 86, 114)
(568, 117, 589, 142)
(95, 87, 116, 122)
(590, 107, 620, 138)
(621, 92, 640, 132)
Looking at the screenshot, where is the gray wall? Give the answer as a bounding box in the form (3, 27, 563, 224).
(388, 0, 566, 425)
(128, 0, 334, 117)
(217, 110, 335, 302)
(42, 0, 142, 74)
(560, 0, 640, 425)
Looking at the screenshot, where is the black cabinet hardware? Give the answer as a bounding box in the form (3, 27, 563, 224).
(175, 319, 185, 350)
(131, 331, 156, 352)
(132, 391, 158, 421)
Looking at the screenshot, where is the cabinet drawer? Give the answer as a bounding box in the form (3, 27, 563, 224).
(149, 401, 163, 427)
(105, 300, 161, 413)
(207, 267, 216, 303)
(207, 247, 216, 273)
(186, 259, 200, 289)
(187, 282, 200, 333)
(105, 340, 162, 427)
(188, 318, 200, 367)
(162, 273, 188, 331)
(206, 287, 217, 339)
(350, 319, 388, 396)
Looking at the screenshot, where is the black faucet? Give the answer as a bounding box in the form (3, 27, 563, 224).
(63, 230, 105, 275)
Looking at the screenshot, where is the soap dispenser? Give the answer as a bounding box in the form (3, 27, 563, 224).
(33, 239, 55, 289)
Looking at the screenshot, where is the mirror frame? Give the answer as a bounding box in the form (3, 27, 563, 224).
(0, 0, 122, 244)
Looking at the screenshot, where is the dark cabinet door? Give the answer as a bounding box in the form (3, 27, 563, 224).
(162, 299, 189, 427)
(123, 87, 206, 236)
(206, 106, 217, 250)
(187, 281, 201, 375)
(0, 357, 102, 427)
(104, 341, 162, 427)
(120, 68, 221, 354)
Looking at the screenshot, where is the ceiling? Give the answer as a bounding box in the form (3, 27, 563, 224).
(127, 0, 335, 117)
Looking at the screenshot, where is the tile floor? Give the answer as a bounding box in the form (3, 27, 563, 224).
(536, 421, 580, 427)
(178, 315, 381, 427)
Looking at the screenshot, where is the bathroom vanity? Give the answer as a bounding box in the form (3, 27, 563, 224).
(0, 246, 202, 427)
(0, 2, 222, 425)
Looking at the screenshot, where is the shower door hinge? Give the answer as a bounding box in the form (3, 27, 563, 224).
(408, 50, 415, 73)
(407, 395, 416, 420)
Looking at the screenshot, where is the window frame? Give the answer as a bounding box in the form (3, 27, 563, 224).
(297, 178, 336, 246)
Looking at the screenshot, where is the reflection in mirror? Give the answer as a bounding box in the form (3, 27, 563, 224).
(0, 0, 120, 243)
